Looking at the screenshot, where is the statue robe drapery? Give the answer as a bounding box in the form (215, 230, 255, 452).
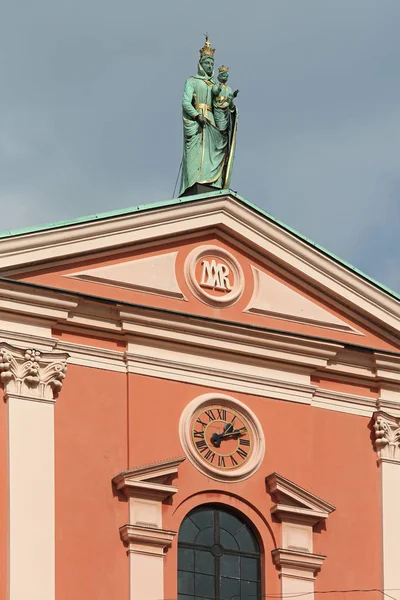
(179, 63, 237, 196)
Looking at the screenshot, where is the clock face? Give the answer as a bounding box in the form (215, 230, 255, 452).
(191, 405, 252, 470)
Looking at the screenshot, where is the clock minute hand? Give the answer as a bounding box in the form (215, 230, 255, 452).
(232, 426, 247, 435)
(220, 426, 247, 439)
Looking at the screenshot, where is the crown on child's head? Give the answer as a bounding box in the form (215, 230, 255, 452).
(218, 65, 229, 73)
(200, 35, 215, 58)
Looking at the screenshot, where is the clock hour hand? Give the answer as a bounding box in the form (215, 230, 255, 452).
(211, 423, 232, 447)
(210, 432, 223, 447)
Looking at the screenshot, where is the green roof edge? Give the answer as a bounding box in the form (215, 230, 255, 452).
(1, 188, 398, 302)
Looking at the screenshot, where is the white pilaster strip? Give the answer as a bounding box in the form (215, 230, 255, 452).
(0, 343, 68, 600)
(373, 412, 400, 600)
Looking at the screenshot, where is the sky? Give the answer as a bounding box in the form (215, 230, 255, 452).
(1, 0, 400, 292)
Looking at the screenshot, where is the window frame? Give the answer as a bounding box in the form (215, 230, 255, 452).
(178, 504, 262, 600)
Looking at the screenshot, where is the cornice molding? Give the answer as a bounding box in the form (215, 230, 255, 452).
(373, 411, 400, 463)
(374, 353, 400, 383)
(312, 387, 376, 417)
(272, 548, 326, 577)
(0, 342, 69, 402)
(120, 308, 343, 369)
(125, 347, 317, 405)
(55, 340, 126, 373)
(0, 278, 398, 415)
(119, 524, 177, 556)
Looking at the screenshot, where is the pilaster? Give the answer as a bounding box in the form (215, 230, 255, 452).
(373, 411, 400, 600)
(0, 342, 68, 600)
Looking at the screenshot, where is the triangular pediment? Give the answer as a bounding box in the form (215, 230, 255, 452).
(0, 190, 399, 346)
(112, 457, 185, 500)
(266, 472, 335, 524)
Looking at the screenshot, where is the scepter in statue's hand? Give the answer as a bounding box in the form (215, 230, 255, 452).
(195, 114, 206, 127)
(233, 89, 239, 98)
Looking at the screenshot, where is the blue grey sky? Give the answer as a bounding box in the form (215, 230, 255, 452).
(1, 1, 400, 292)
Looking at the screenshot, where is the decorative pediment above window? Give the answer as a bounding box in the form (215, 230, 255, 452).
(266, 472, 336, 525)
(112, 457, 185, 554)
(113, 456, 185, 501)
(266, 473, 335, 587)
(113, 458, 185, 599)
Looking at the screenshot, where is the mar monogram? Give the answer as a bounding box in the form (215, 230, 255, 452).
(184, 245, 244, 307)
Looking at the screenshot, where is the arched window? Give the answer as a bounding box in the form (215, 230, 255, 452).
(178, 505, 261, 600)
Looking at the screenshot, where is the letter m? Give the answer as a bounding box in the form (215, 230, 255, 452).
(200, 259, 232, 291)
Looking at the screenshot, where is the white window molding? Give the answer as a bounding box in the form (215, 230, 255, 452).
(112, 457, 185, 600)
(266, 473, 335, 600)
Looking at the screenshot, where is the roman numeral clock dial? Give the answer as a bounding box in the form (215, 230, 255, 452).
(179, 394, 265, 482)
(192, 405, 252, 470)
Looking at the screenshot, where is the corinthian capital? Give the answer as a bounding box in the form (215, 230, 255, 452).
(0, 342, 69, 402)
(373, 411, 400, 462)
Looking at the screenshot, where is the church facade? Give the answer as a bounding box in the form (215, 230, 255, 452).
(0, 189, 399, 600)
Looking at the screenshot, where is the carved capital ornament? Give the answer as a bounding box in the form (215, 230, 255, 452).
(0, 343, 68, 402)
(373, 411, 400, 462)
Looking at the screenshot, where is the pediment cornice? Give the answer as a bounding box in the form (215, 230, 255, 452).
(0, 192, 399, 336)
(112, 457, 185, 500)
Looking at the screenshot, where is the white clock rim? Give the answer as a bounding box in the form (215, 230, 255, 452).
(179, 393, 265, 482)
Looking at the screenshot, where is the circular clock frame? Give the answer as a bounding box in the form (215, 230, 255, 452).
(179, 393, 265, 482)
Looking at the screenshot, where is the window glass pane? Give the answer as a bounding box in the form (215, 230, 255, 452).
(220, 553, 240, 578)
(236, 525, 259, 553)
(220, 528, 239, 551)
(219, 510, 244, 536)
(241, 579, 259, 600)
(179, 517, 199, 544)
(195, 550, 214, 575)
(195, 573, 214, 599)
(241, 557, 258, 581)
(220, 575, 240, 600)
(178, 570, 194, 595)
(178, 506, 261, 600)
(179, 548, 194, 572)
(195, 527, 214, 546)
(190, 508, 214, 531)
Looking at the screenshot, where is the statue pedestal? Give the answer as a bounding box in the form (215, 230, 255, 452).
(179, 183, 217, 197)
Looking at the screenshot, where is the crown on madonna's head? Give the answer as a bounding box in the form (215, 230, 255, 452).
(218, 65, 229, 72)
(200, 35, 215, 58)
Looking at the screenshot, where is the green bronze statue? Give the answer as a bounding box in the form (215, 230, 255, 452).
(179, 36, 238, 196)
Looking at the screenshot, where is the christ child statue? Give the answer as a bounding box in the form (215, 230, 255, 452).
(212, 66, 239, 131)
